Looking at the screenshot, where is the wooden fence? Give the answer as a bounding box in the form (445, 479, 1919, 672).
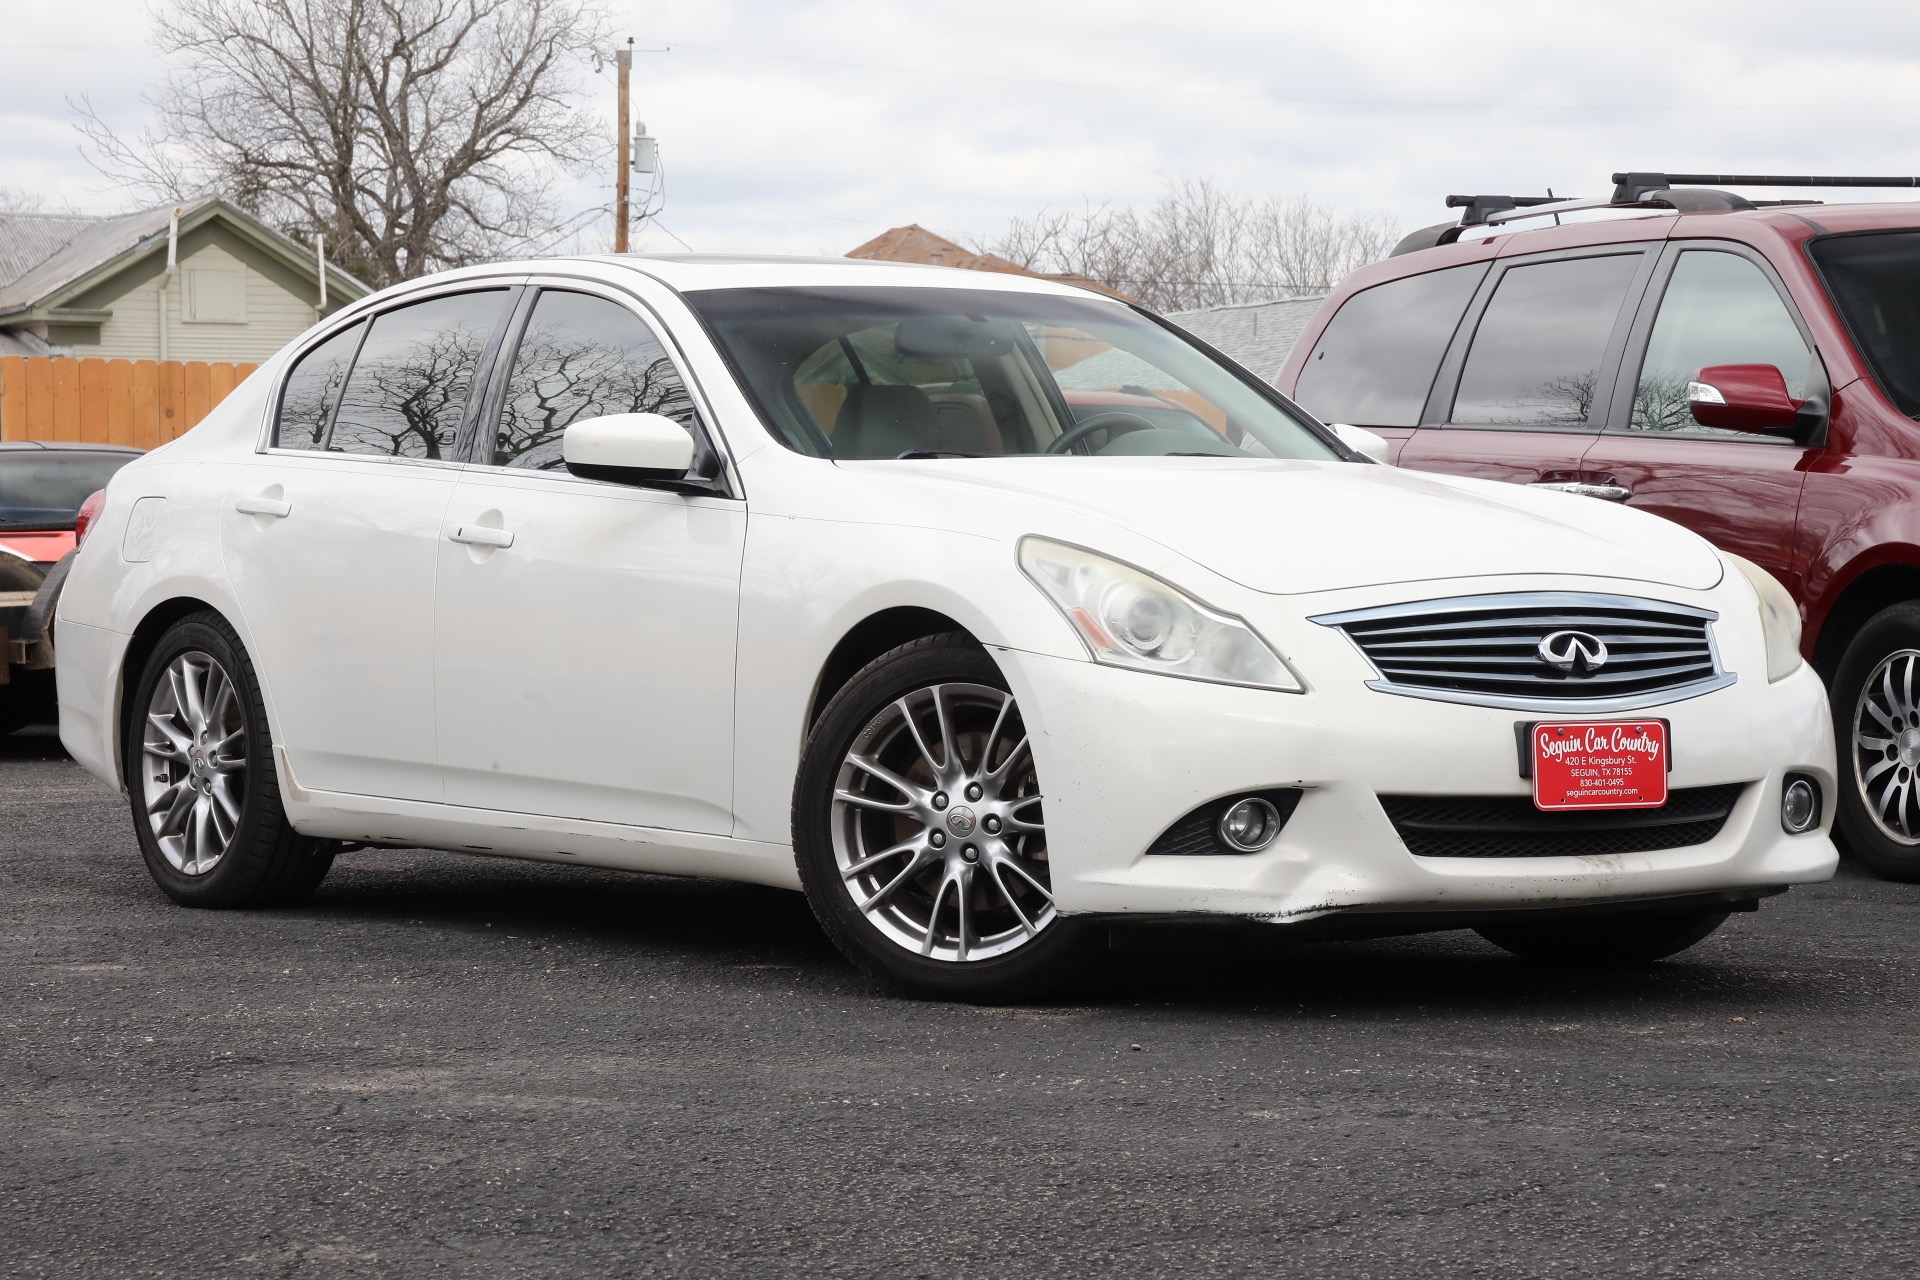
(0, 356, 259, 449)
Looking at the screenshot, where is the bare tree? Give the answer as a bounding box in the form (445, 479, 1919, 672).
(78, 0, 611, 288)
(984, 176, 1396, 311)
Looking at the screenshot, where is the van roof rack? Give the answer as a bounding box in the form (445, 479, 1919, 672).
(1390, 170, 1920, 257)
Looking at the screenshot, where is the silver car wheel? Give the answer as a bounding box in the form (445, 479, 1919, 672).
(141, 651, 248, 875)
(1855, 647, 1920, 846)
(830, 681, 1054, 962)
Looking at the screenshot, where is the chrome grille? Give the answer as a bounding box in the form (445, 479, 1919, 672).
(1311, 592, 1731, 712)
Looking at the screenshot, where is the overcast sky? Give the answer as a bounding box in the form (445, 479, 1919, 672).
(6, 0, 1920, 260)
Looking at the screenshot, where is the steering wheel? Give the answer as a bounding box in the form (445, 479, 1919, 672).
(1044, 410, 1161, 455)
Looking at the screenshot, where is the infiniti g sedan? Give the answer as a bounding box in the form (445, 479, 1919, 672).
(56, 254, 1837, 1000)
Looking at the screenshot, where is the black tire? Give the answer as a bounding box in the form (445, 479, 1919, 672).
(793, 632, 1094, 1002)
(124, 611, 334, 907)
(1831, 602, 1920, 882)
(1474, 908, 1730, 965)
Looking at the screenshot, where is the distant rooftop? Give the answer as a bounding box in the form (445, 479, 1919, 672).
(845, 224, 1137, 302)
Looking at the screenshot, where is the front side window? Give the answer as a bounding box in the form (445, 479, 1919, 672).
(1630, 251, 1811, 434)
(492, 290, 695, 470)
(1451, 254, 1642, 428)
(687, 286, 1338, 462)
(1293, 264, 1487, 428)
(329, 290, 510, 459)
(274, 320, 364, 450)
(1810, 230, 1920, 417)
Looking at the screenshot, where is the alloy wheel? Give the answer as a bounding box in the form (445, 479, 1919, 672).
(829, 681, 1053, 962)
(141, 651, 248, 875)
(1854, 647, 1920, 845)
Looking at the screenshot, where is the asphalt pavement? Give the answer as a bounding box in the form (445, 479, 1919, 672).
(4, 723, 1919, 1278)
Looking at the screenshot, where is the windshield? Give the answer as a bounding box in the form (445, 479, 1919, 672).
(0, 452, 135, 528)
(686, 286, 1340, 461)
(1810, 231, 1920, 417)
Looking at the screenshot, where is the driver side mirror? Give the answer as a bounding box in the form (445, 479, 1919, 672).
(1328, 422, 1391, 464)
(563, 413, 697, 487)
(1687, 365, 1801, 434)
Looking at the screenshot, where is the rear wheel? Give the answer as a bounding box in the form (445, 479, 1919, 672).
(1475, 908, 1729, 965)
(1832, 603, 1920, 882)
(793, 633, 1093, 1001)
(126, 612, 333, 907)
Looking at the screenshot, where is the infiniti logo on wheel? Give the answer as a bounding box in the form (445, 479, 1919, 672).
(1537, 629, 1609, 674)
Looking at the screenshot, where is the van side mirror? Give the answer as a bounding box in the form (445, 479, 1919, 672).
(563, 413, 697, 486)
(1687, 365, 1801, 434)
(1328, 422, 1391, 464)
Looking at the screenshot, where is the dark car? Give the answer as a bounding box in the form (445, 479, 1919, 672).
(1, 441, 140, 732)
(1275, 171, 1920, 880)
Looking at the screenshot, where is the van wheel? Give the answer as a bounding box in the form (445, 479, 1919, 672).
(1832, 602, 1920, 882)
(792, 632, 1093, 1002)
(125, 612, 334, 907)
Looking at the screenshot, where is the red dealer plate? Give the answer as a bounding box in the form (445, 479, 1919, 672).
(1531, 721, 1669, 811)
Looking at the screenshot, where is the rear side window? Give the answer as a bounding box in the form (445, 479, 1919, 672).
(329, 290, 511, 459)
(1292, 264, 1486, 427)
(491, 290, 695, 470)
(274, 321, 363, 450)
(1451, 254, 1641, 428)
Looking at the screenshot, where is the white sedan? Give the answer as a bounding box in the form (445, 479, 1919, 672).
(56, 255, 1837, 1000)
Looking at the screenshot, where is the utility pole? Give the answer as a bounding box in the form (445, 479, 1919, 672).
(613, 37, 634, 253)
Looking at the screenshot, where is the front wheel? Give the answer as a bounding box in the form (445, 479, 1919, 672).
(126, 612, 334, 907)
(1832, 602, 1920, 881)
(793, 633, 1093, 1001)
(1474, 908, 1729, 965)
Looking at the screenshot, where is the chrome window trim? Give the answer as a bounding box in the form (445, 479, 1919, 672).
(454, 272, 742, 500)
(1310, 590, 1734, 714)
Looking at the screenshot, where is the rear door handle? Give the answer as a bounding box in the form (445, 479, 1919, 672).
(449, 525, 515, 549)
(234, 495, 291, 518)
(1529, 480, 1632, 502)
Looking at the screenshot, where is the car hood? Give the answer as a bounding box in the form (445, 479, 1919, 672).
(885, 457, 1725, 596)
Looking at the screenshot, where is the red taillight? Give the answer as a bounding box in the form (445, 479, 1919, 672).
(74, 489, 107, 549)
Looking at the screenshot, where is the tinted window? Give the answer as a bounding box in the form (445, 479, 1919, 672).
(1631, 251, 1811, 434)
(274, 321, 363, 450)
(1293, 264, 1486, 427)
(329, 290, 510, 459)
(1810, 230, 1920, 417)
(492, 291, 694, 470)
(0, 452, 136, 527)
(1451, 254, 1642, 427)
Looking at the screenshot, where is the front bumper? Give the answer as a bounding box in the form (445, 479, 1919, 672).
(994, 646, 1837, 923)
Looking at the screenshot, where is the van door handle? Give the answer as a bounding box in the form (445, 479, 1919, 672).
(449, 525, 515, 549)
(1529, 480, 1632, 502)
(234, 495, 292, 518)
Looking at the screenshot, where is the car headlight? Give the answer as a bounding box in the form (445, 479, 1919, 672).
(1017, 537, 1303, 692)
(1726, 553, 1802, 682)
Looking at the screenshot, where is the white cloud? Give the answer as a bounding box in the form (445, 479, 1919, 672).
(8, 0, 1920, 254)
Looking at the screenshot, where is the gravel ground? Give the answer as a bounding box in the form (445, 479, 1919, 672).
(3, 723, 1917, 1278)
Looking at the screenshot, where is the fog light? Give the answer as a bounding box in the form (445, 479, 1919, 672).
(1218, 797, 1282, 853)
(1781, 775, 1821, 834)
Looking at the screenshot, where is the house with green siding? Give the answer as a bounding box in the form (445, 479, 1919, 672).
(0, 197, 369, 362)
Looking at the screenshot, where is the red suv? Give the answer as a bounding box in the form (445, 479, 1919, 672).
(1275, 172, 1920, 881)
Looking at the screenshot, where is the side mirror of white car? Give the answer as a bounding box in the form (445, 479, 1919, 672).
(563, 413, 697, 487)
(1328, 422, 1391, 464)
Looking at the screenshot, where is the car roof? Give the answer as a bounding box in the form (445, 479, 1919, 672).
(373, 253, 1124, 302)
(0, 440, 142, 454)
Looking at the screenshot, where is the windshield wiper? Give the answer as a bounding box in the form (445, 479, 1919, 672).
(894, 450, 983, 460)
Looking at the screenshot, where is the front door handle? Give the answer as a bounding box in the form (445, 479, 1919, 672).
(449, 524, 515, 549)
(234, 495, 291, 518)
(1529, 480, 1632, 502)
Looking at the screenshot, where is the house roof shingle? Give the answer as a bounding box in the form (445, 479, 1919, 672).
(1164, 296, 1326, 381)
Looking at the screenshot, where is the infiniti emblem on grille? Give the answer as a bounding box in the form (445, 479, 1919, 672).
(1537, 629, 1609, 674)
